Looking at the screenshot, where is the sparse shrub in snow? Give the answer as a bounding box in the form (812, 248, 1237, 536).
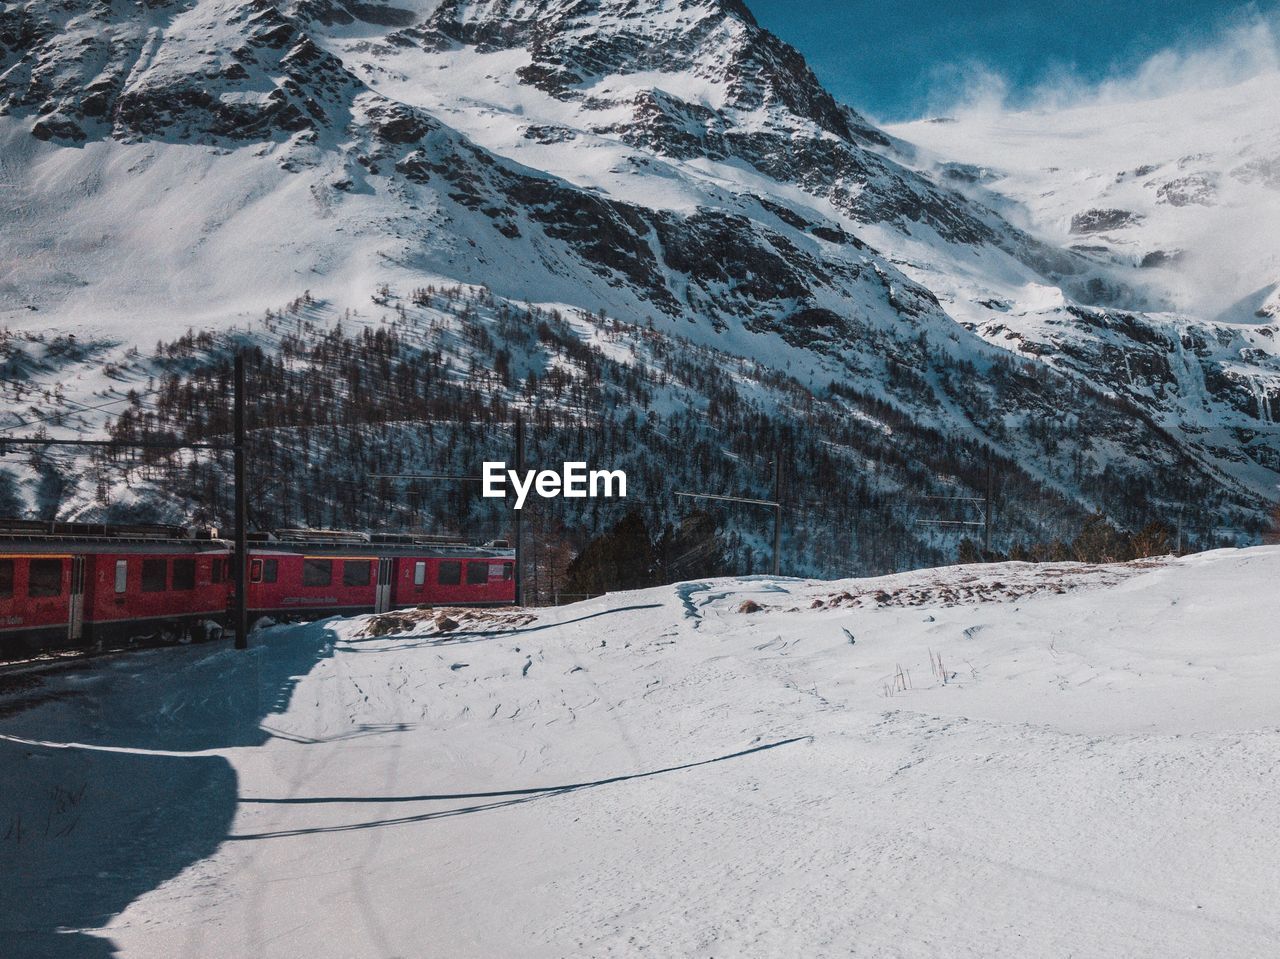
(1266, 506, 1280, 546)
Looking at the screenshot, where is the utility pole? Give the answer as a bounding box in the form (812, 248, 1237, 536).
(233, 350, 248, 649)
(772, 452, 783, 577)
(513, 411, 525, 606)
(984, 458, 993, 560)
(1, 388, 240, 642)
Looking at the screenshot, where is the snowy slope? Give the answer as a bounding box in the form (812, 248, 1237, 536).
(887, 74, 1280, 475)
(3, 546, 1280, 956)
(890, 72, 1280, 323)
(0, 0, 1277, 534)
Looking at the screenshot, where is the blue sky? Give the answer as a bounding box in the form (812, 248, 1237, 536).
(746, 0, 1280, 120)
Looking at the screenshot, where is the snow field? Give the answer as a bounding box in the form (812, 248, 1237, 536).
(2, 547, 1279, 956)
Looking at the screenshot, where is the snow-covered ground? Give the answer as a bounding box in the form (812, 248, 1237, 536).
(3, 547, 1279, 957)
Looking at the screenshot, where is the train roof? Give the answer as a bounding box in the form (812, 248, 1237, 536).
(247, 541, 516, 559)
(0, 520, 219, 539)
(0, 520, 227, 551)
(245, 529, 510, 555)
(0, 520, 512, 557)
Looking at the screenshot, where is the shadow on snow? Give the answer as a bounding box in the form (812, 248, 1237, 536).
(0, 622, 338, 959)
(229, 736, 812, 840)
(1, 600, 801, 956)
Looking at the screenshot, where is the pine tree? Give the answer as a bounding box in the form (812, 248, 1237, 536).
(564, 510, 657, 595)
(1130, 521, 1173, 557)
(657, 511, 729, 583)
(1265, 506, 1280, 546)
(1072, 513, 1132, 564)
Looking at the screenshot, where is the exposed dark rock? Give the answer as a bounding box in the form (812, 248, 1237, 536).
(788, 307, 842, 331)
(940, 162, 999, 185)
(1140, 250, 1184, 268)
(654, 210, 810, 304)
(1, 0, 361, 143)
(30, 112, 84, 141)
(593, 89, 728, 160)
(1070, 209, 1144, 234)
(346, 3, 417, 27)
(368, 103, 432, 143)
(523, 124, 576, 143)
(756, 196, 812, 230)
(1232, 156, 1280, 189)
(1156, 173, 1216, 207)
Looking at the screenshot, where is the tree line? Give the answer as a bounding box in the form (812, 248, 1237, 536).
(59, 283, 1260, 600)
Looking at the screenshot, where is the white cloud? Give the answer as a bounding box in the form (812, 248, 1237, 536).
(928, 8, 1280, 116)
(896, 7, 1280, 320)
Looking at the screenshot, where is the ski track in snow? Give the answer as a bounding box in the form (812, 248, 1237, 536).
(2, 549, 1280, 957)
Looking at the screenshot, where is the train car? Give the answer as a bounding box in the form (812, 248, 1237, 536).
(0, 521, 515, 659)
(387, 541, 516, 609)
(245, 529, 516, 623)
(0, 521, 231, 659)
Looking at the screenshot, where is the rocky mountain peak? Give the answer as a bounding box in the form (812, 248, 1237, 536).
(0, 0, 360, 144)
(407, 0, 864, 142)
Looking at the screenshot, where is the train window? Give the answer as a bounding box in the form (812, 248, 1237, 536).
(502, 562, 514, 581)
(250, 559, 263, 584)
(263, 559, 278, 584)
(438, 561, 461, 586)
(28, 558, 63, 598)
(211, 558, 223, 584)
(343, 561, 371, 587)
(172, 559, 196, 591)
(142, 559, 167, 592)
(0, 559, 13, 599)
(413, 561, 426, 587)
(303, 559, 332, 587)
(114, 560, 128, 593)
(466, 562, 488, 586)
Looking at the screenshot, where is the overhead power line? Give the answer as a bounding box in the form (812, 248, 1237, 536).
(0, 387, 164, 437)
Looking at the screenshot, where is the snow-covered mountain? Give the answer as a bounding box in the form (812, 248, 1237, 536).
(0, 0, 1276, 556)
(889, 73, 1280, 470)
(891, 72, 1280, 324)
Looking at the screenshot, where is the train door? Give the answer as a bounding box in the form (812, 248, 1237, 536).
(68, 555, 86, 642)
(375, 558, 394, 613)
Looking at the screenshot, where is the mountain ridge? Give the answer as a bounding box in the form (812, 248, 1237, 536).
(0, 0, 1276, 564)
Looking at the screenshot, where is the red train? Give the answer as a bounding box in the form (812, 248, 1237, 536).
(243, 529, 516, 622)
(0, 522, 516, 660)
